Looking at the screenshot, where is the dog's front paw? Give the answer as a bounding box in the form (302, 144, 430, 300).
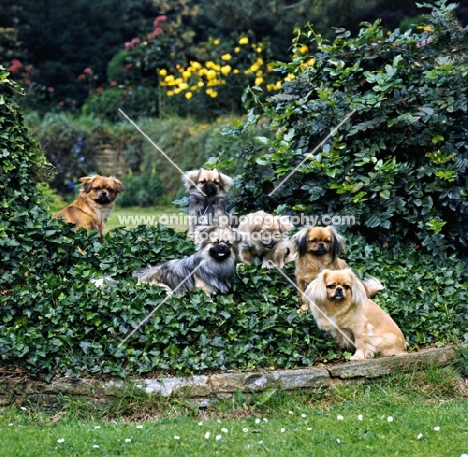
(350, 352, 366, 361)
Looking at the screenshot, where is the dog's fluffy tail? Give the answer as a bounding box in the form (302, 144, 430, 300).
(362, 276, 384, 298)
(132, 265, 161, 285)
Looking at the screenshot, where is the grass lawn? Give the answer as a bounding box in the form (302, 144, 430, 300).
(1, 367, 467, 457)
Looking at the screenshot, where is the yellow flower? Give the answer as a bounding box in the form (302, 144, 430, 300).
(167, 90, 174, 97)
(256, 70, 263, 77)
(307, 58, 315, 66)
(234, 47, 240, 53)
(233, 69, 239, 74)
(206, 70, 217, 80)
(256, 58, 263, 65)
(159, 69, 167, 77)
(239, 37, 248, 45)
(185, 92, 193, 99)
(179, 82, 188, 91)
(284, 73, 295, 82)
(198, 81, 205, 87)
(256, 47, 262, 53)
(190, 85, 198, 91)
(213, 39, 220, 45)
(182, 70, 191, 79)
(164, 75, 175, 83)
(255, 77, 263, 86)
(190, 61, 202, 70)
(299, 44, 308, 55)
(221, 54, 232, 61)
(220, 65, 232, 76)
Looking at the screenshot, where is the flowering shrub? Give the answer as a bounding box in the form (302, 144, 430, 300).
(87, 14, 300, 120)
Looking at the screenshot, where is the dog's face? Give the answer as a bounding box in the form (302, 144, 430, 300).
(322, 269, 354, 303)
(296, 226, 343, 258)
(183, 169, 233, 197)
(239, 211, 292, 250)
(80, 175, 125, 205)
(197, 227, 238, 262)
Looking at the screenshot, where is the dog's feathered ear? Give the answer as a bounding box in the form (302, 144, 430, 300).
(111, 177, 125, 193)
(294, 228, 309, 257)
(329, 227, 345, 259)
(217, 170, 234, 192)
(306, 270, 328, 308)
(79, 175, 96, 193)
(182, 170, 201, 191)
(350, 269, 368, 305)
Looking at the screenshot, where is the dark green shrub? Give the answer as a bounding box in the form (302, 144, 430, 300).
(226, 1, 468, 255)
(118, 172, 163, 207)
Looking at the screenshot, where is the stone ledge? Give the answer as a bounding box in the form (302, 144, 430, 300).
(1, 344, 466, 410)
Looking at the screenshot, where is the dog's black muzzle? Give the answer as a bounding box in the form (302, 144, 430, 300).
(202, 182, 218, 197)
(95, 192, 111, 204)
(262, 240, 277, 250)
(334, 286, 344, 300)
(210, 243, 231, 261)
(314, 243, 328, 255)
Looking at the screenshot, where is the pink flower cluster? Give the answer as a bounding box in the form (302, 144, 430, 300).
(125, 37, 141, 51)
(147, 15, 167, 41)
(8, 59, 33, 86)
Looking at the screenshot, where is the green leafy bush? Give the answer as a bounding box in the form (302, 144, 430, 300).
(227, 1, 468, 255)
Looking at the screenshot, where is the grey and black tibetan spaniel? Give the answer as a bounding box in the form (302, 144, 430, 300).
(183, 168, 233, 235)
(133, 227, 238, 295)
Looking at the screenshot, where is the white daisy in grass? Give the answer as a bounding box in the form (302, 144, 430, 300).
(217, 419, 222, 423)
(221, 428, 228, 433)
(417, 433, 423, 440)
(136, 425, 143, 429)
(460, 454, 468, 457)
(288, 411, 294, 415)
(255, 418, 261, 424)
(301, 414, 307, 418)
(93, 445, 100, 448)
(204, 432, 211, 439)
(280, 428, 286, 433)
(242, 428, 249, 433)
(94, 426, 101, 429)
(358, 415, 363, 421)
(20, 407, 27, 411)
(174, 436, 180, 440)
(337, 415, 344, 420)
(307, 428, 312, 431)
(125, 439, 131, 443)
(434, 426, 440, 431)
(387, 416, 394, 422)
(57, 439, 65, 443)
(263, 418, 268, 423)
(216, 435, 222, 441)
(198, 421, 203, 426)
(336, 439, 341, 444)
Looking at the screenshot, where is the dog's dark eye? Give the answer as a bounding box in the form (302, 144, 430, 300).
(308, 238, 317, 243)
(199, 180, 206, 184)
(343, 284, 351, 290)
(326, 284, 336, 290)
(93, 186, 101, 191)
(213, 180, 219, 186)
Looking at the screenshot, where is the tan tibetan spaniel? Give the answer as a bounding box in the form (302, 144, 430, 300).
(55, 175, 125, 235)
(305, 269, 408, 360)
(292, 226, 383, 311)
(237, 210, 293, 269)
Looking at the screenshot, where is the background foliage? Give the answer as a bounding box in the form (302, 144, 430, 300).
(224, 1, 468, 256)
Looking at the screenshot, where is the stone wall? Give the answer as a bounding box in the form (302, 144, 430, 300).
(1, 345, 466, 411)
